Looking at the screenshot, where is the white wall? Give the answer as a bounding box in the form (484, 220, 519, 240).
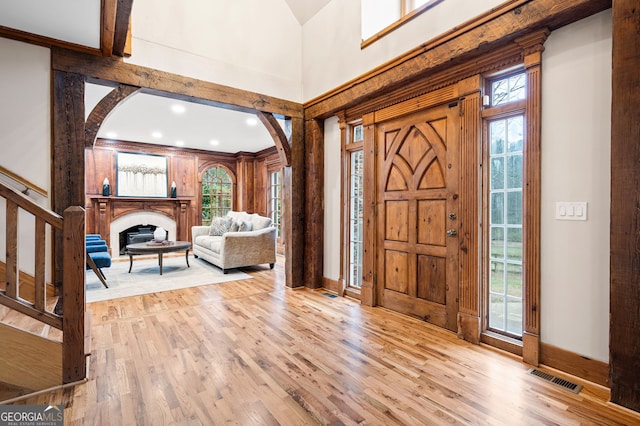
(0, 0, 100, 48)
(540, 10, 612, 362)
(127, 0, 303, 102)
(302, 0, 504, 100)
(0, 37, 51, 275)
(0, 38, 51, 192)
(323, 117, 341, 280)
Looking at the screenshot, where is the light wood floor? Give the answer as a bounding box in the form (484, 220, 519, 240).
(10, 260, 640, 425)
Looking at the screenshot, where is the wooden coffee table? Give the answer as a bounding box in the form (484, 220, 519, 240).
(125, 241, 191, 275)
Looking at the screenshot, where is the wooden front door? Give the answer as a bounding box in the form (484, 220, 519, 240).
(376, 103, 459, 331)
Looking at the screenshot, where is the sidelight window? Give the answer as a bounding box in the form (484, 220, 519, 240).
(487, 116, 523, 336)
(483, 72, 526, 339)
(345, 123, 364, 290)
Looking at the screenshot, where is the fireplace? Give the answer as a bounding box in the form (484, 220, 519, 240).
(119, 225, 169, 255)
(109, 211, 177, 257)
(87, 196, 192, 256)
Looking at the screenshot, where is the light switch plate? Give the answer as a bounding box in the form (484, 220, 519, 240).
(555, 202, 587, 221)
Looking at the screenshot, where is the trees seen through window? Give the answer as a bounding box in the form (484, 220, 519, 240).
(201, 166, 232, 225)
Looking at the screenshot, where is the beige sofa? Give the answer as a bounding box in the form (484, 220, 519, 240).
(191, 211, 276, 273)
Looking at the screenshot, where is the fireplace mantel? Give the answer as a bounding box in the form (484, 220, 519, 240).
(87, 196, 193, 248)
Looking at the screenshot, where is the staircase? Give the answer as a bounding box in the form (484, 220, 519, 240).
(0, 181, 87, 402)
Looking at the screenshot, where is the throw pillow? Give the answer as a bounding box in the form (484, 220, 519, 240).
(238, 220, 253, 232)
(209, 216, 232, 236)
(229, 220, 240, 232)
(251, 215, 272, 230)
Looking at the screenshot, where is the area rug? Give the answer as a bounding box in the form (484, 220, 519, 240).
(86, 255, 252, 303)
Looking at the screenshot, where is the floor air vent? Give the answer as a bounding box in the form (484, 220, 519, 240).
(527, 368, 582, 394)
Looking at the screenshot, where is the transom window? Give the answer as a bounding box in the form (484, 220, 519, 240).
(201, 166, 233, 225)
(491, 73, 526, 106)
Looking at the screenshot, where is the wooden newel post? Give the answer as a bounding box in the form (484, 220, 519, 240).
(62, 206, 86, 383)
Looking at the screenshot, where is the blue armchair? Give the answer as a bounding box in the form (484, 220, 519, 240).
(86, 235, 111, 288)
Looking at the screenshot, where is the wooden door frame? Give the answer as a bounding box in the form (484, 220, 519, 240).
(305, 0, 567, 370)
(51, 48, 305, 289)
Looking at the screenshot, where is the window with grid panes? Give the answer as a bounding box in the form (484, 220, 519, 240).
(484, 72, 526, 338)
(201, 166, 233, 226)
(346, 124, 364, 289)
(268, 170, 282, 237)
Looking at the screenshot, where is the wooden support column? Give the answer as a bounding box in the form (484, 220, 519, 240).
(610, 0, 640, 412)
(62, 206, 86, 383)
(284, 117, 305, 288)
(304, 119, 324, 289)
(361, 112, 376, 306)
(457, 80, 482, 344)
(52, 70, 86, 289)
(236, 154, 255, 212)
(517, 30, 548, 366)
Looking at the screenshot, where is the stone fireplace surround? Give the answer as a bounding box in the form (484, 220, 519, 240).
(110, 212, 176, 257)
(88, 197, 191, 257)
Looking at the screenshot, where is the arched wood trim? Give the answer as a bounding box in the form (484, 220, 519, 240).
(85, 84, 140, 147)
(257, 112, 291, 167)
(52, 48, 304, 290)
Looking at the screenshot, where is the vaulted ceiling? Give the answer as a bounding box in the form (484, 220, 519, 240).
(1, 0, 327, 153)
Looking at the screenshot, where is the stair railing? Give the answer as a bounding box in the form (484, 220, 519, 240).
(0, 181, 86, 383)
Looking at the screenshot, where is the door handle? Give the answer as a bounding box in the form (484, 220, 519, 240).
(449, 213, 457, 220)
(447, 229, 457, 237)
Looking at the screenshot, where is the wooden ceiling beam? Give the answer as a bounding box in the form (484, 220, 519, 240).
(101, 0, 132, 57)
(101, 0, 117, 57)
(52, 48, 304, 119)
(113, 0, 133, 57)
(304, 0, 611, 119)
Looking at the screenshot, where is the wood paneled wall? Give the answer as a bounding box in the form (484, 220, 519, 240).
(85, 139, 281, 238)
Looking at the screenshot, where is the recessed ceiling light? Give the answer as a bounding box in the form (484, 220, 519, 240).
(171, 104, 186, 114)
(152, 131, 162, 139)
(209, 139, 219, 146)
(175, 140, 185, 147)
(246, 117, 258, 126)
(106, 132, 117, 139)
